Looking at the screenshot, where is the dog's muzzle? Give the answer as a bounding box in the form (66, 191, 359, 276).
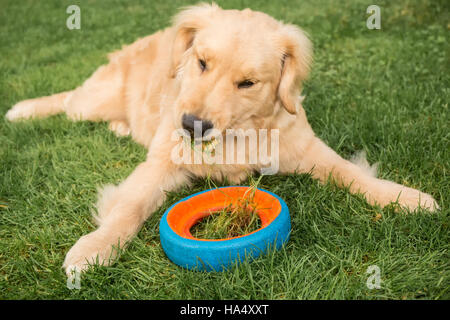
(182, 113, 214, 138)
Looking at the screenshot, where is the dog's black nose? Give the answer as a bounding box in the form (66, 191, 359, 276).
(182, 113, 213, 137)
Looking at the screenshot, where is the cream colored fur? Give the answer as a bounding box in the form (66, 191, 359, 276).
(5, 3, 438, 276)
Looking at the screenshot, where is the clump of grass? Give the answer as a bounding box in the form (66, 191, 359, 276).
(191, 177, 263, 239)
(190, 136, 219, 155)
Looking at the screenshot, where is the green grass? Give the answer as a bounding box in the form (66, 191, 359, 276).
(0, 0, 449, 299)
(190, 203, 262, 240)
(191, 180, 263, 239)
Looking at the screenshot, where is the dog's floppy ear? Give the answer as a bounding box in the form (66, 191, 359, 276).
(169, 3, 219, 78)
(277, 24, 312, 114)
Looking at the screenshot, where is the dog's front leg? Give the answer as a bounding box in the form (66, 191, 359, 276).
(63, 150, 187, 276)
(284, 135, 438, 212)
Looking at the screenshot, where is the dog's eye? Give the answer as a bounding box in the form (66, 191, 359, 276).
(237, 80, 254, 89)
(199, 59, 207, 72)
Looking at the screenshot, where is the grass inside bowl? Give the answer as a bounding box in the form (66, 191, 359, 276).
(190, 187, 262, 239)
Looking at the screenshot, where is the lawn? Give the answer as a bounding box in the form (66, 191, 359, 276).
(0, 0, 448, 299)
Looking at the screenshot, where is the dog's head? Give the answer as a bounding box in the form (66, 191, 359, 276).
(170, 3, 312, 135)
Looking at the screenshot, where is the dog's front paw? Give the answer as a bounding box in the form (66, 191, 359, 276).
(108, 120, 131, 137)
(5, 100, 36, 121)
(372, 180, 439, 212)
(63, 230, 118, 276)
(393, 186, 439, 212)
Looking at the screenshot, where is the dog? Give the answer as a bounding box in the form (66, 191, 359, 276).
(5, 3, 438, 276)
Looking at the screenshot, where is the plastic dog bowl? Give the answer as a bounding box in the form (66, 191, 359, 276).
(159, 186, 291, 271)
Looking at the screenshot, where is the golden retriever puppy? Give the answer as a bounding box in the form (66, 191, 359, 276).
(5, 3, 438, 275)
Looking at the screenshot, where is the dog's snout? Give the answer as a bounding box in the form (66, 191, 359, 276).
(182, 113, 214, 137)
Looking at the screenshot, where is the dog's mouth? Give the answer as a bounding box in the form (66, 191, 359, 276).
(188, 129, 224, 154)
(179, 117, 244, 155)
(190, 136, 220, 154)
